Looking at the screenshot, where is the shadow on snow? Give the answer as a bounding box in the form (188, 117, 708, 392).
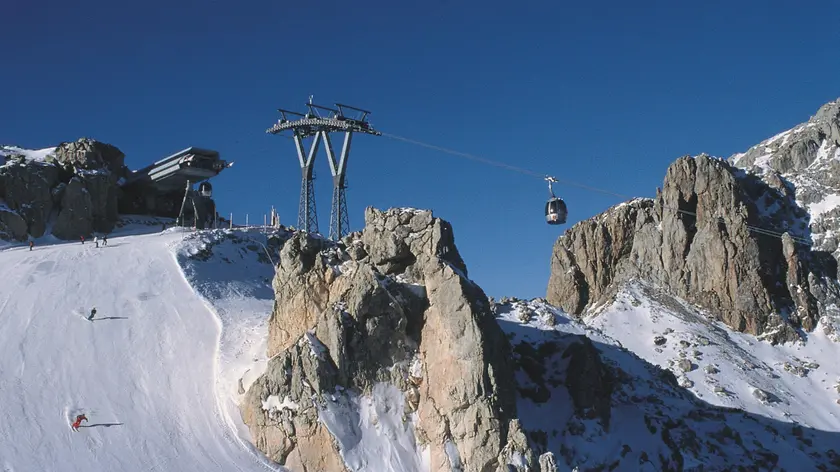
(497, 317, 840, 471)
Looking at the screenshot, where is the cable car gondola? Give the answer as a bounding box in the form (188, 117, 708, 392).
(198, 181, 213, 198)
(545, 176, 567, 225)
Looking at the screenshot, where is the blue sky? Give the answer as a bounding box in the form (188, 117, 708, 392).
(2, 0, 839, 299)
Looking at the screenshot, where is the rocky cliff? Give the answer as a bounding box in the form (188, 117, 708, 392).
(229, 206, 839, 471)
(241, 208, 537, 472)
(0, 138, 127, 241)
(547, 98, 840, 344)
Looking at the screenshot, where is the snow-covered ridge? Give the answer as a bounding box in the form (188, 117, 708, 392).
(0, 144, 56, 163)
(725, 99, 840, 260)
(495, 283, 840, 470)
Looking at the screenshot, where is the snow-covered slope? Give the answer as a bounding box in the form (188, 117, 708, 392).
(171, 228, 280, 457)
(495, 289, 840, 470)
(0, 220, 278, 471)
(587, 282, 840, 430)
(0, 145, 56, 162)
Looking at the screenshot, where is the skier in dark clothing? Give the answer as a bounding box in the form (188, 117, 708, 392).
(71, 414, 87, 431)
(80, 236, 85, 245)
(88, 307, 96, 321)
(29, 241, 34, 251)
(102, 235, 108, 246)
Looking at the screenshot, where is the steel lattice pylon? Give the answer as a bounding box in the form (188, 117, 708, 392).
(298, 172, 318, 233)
(294, 131, 320, 233)
(267, 98, 380, 240)
(329, 183, 349, 241)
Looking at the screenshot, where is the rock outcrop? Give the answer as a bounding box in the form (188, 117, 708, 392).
(242, 208, 523, 471)
(548, 98, 840, 343)
(52, 137, 127, 177)
(547, 153, 832, 343)
(0, 158, 61, 238)
(0, 138, 124, 241)
(0, 207, 28, 241)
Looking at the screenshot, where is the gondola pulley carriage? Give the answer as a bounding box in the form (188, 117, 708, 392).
(544, 176, 567, 225)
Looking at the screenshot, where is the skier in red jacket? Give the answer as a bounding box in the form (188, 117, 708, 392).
(71, 414, 87, 431)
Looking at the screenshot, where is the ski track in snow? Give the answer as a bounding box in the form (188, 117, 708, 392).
(0, 220, 279, 472)
(171, 228, 282, 468)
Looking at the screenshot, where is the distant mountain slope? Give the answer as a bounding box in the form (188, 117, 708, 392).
(494, 292, 840, 470)
(729, 99, 840, 260)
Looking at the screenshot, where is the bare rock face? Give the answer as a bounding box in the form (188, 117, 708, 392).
(0, 160, 61, 237)
(243, 207, 522, 472)
(52, 178, 94, 240)
(0, 138, 124, 240)
(0, 208, 28, 241)
(241, 335, 345, 469)
(547, 153, 830, 343)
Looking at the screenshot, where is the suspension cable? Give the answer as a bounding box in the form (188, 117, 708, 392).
(380, 132, 813, 247)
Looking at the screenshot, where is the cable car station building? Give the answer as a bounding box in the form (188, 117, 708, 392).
(118, 147, 233, 229)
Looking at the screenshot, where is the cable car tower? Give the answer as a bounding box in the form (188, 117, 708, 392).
(266, 96, 381, 240)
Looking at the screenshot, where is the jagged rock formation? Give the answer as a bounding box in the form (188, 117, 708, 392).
(548, 98, 840, 344)
(0, 138, 125, 240)
(51, 138, 127, 176)
(242, 208, 526, 472)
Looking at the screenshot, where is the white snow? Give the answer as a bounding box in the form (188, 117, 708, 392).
(318, 383, 429, 472)
(443, 440, 463, 472)
(172, 227, 280, 459)
(0, 222, 280, 471)
(763, 129, 791, 147)
(808, 193, 840, 221)
(0, 145, 56, 162)
(815, 139, 832, 164)
(752, 153, 774, 173)
(262, 395, 299, 413)
(304, 330, 328, 360)
(587, 282, 840, 432)
(496, 288, 840, 470)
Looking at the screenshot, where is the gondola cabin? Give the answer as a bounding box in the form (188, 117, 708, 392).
(198, 181, 213, 198)
(545, 197, 567, 225)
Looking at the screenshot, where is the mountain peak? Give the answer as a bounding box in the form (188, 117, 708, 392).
(813, 97, 840, 125)
(729, 98, 840, 178)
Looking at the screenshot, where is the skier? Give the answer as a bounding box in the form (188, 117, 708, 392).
(88, 307, 96, 321)
(80, 236, 85, 245)
(94, 236, 99, 248)
(71, 414, 87, 431)
(29, 241, 34, 251)
(102, 234, 108, 246)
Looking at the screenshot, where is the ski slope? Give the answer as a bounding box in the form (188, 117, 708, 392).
(0, 222, 278, 472)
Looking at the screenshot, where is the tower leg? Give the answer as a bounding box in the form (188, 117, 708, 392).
(322, 131, 353, 241)
(299, 167, 318, 233)
(177, 180, 192, 227)
(293, 132, 320, 234)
